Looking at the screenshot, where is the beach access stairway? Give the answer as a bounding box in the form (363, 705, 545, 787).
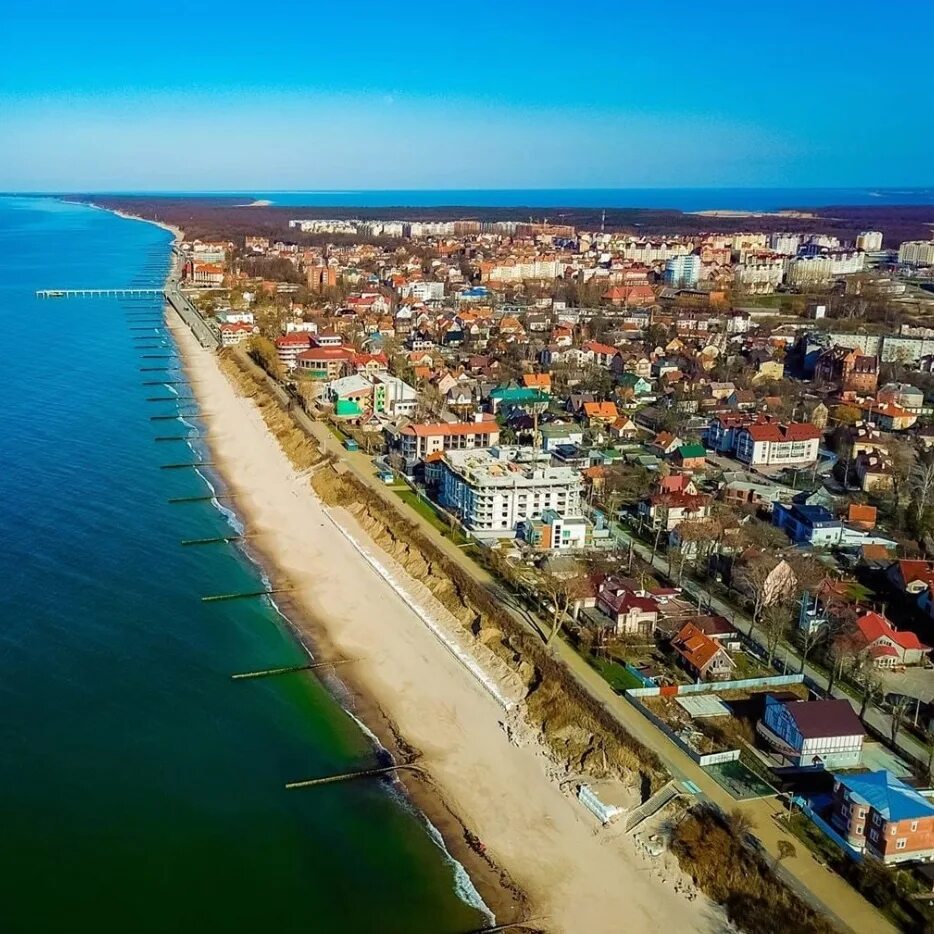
(623, 780, 681, 833)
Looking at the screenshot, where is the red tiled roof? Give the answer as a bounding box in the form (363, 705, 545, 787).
(857, 611, 930, 652)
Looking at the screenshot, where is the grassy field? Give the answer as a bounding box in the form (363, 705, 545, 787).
(394, 489, 469, 545)
(587, 654, 644, 692)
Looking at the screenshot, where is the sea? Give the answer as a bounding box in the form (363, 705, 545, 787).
(0, 195, 489, 933)
(73, 187, 934, 212)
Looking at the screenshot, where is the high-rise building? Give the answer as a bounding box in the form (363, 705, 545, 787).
(856, 231, 883, 251)
(770, 232, 801, 255)
(664, 254, 701, 287)
(899, 241, 934, 267)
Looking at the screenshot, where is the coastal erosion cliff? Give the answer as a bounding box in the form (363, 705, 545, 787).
(217, 347, 664, 794)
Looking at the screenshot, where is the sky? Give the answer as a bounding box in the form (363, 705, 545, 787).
(1, 0, 931, 192)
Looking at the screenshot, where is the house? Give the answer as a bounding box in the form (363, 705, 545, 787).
(672, 443, 706, 470)
(218, 321, 258, 347)
(639, 491, 712, 531)
(519, 510, 592, 552)
(816, 346, 880, 394)
(670, 622, 735, 681)
(582, 401, 620, 427)
(595, 578, 659, 635)
(757, 696, 865, 768)
(831, 771, 934, 864)
(522, 372, 552, 394)
(583, 340, 619, 368)
(648, 431, 683, 457)
(847, 503, 878, 530)
(847, 611, 930, 668)
(886, 559, 934, 597)
(610, 415, 639, 441)
(617, 372, 653, 396)
(772, 503, 844, 547)
(854, 450, 893, 493)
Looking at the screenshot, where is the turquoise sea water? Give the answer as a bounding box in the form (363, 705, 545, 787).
(0, 196, 487, 933)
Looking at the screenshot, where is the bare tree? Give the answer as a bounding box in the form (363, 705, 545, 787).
(735, 555, 776, 632)
(761, 601, 793, 668)
(890, 694, 912, 745)
(537, 566, 586, 647)
(854, 659, 885, 721)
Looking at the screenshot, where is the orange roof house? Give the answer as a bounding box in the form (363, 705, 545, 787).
(847, 503, 877, 530)
(582, 401, 619, 425)
(671, 622, 735, 681)
(522, 373, 552, 393)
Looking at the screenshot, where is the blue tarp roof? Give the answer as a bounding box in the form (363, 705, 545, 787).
(834, 770, 934, 821)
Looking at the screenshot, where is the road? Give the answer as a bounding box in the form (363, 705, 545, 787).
(231, 350, 893, 933)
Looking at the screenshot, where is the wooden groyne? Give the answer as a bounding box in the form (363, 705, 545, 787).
(285, 762, 423, 790)
(168, 493, 238, 504)
(201, 588, 290, 604)
(150, 413, 209, 421)
(154, 436, 189, 442)
(181, 535, 242, 546)
(160, 462, 214, 470)
(231, 658, 355, 680)
(146, 396, 194, 402)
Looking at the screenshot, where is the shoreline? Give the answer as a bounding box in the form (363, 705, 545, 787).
(164, 328, 722, 932)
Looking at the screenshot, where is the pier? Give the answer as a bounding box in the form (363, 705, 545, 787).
(36, 288, 165, 298)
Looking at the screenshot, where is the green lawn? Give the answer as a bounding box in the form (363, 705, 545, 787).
(587, 655, 644, 692)
(394, 489, 468, 544)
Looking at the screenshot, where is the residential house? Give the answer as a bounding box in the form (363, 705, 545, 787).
(595, 578, 659, 636)
(639, 491, 712, 531)
(758, 696, 865, 769)
(672, 443, 706, 471)
(845, 611, 930, 668)
(582, 401, 619, 427)
(772, 503, 843, 547)
(670, 622, 735, 681)
(831, 771, 934, 864)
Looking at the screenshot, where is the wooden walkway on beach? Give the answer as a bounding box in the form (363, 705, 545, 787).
(36, 288, 165, 298)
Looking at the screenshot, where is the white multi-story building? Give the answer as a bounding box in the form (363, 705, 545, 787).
(899, 240, 934, 267)
(857, 231, 884, 251)
(439, 446, 583, 535)
(402, 281, 445, 302)
(735, 422, 822, 467)
(395, 420, 500, 466)
(770, 232, 802, 255)
(664, 254, 701, 287)
(734, 254, 786, 293)
(618, 239, 692, 263)
(785, 251, 865, 286)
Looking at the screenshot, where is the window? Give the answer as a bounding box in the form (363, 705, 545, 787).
(858, 808, 866, 819)
(911, 821, 919, 832)
(856, 824, 864, 835)
(896, 839, 907, 850)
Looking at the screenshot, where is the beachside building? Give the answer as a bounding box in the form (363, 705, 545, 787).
(295, 346, 356, 380)
(275, 333, 313, 370)
(757, 696, 865, 769)
(395, 420, 500, 468)
(595, 578, 659, 636)
(519, 509, 592, 552)
(831, 771, 934, 864)
(219, 322, 258, 347)
(439, 445, 583, 536)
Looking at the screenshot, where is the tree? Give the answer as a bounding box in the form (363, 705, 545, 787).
(855, 659, 885, 721)
(796, 618, 826, 673)
(537, 565, 586, 647)
(735, 555, 777, 630)
(775, 839, 797, 868)
(890, 694, 912, 745)
(887, 436, 916, 507)
(761, 601, 793, 668)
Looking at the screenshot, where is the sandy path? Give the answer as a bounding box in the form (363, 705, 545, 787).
(174, 324, 724, 934)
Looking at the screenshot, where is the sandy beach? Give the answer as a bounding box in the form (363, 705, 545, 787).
(171, 320, 725, 933)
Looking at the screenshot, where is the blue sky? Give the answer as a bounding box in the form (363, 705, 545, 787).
(1, 1, 931, 191)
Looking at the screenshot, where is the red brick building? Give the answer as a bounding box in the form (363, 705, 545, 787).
(831, 770, 934, 864)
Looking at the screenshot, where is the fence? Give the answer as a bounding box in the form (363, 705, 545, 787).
(627, 672, 805, 698)
(623, 693, 741, 766)
(793, 795, 862, 861)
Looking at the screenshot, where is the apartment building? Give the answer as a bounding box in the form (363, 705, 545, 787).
(396, 420, 500, 466)
(663, 254, 701, 287)
(439, 446, 583, 535)
(856, 231, 883, 252)
(735, 422, 822, 467)
(899, 241, 934, 267)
